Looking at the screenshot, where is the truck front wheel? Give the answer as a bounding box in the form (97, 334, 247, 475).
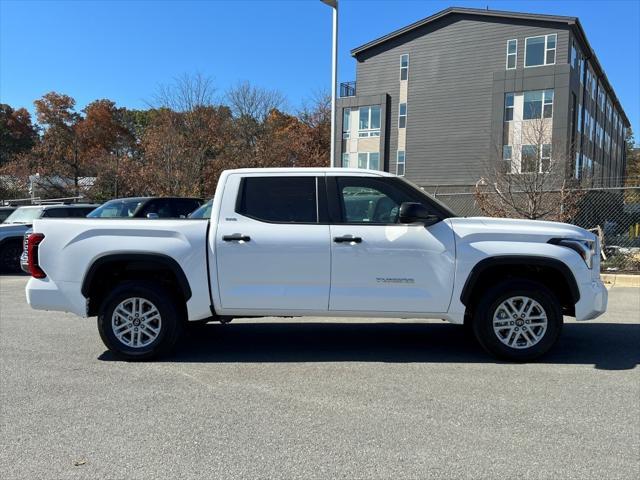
(97, 281, 184, 361)
(472, 279, 563, 361)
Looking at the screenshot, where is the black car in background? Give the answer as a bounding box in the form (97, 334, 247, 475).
(0, 203, 99, 272)
(87, 197, 203, 219)
(0, 206, 18, 223)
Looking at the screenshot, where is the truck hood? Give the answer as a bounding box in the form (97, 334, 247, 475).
(447, 217, 595, 243)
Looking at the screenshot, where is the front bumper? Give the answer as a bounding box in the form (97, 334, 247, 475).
(25, 277, 87, 317)
(574, 279, 608, 321)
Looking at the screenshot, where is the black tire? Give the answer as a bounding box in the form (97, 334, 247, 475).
(471, 279, 563, 362)
(97, 281, 184, 361)
(0, 240, 23, 273)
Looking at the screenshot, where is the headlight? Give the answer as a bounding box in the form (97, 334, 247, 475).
(550, 238, 597, 269)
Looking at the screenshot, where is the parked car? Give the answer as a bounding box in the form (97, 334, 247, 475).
(88, 197, 203, 219)
(23, 168, 607, 361)
(0, 206, 18, 224)
(0, 203, 99, 272)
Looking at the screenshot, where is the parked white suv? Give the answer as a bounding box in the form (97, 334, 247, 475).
(24, 169, 607, 361)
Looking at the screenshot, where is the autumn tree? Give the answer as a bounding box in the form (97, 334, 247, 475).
(79, 100, 136, 200)
(141, 74, 235, 197)
(0, 104, 38, 166)
(226, 81, 286, 155)
(624, 128, 639, 183)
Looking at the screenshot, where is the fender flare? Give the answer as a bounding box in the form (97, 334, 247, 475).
(81, 253, 192, 301)
(460, 255, 580, 306)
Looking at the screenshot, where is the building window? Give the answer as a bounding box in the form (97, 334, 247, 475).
(598, 89, 605, 110)
(398, 103, 407, 128)
(596, 123, 603, 147)
(341, 152, 350, 168)
(506, 39, 517, 69)
(521, 145, 538, 173)
(574, 152, 582, 179)
(577, 104, 583, 133)
(570, 93, 577, 143)
(521, 144, 551, 173)
(357, 152, 380, 170)
(523, 89, 554, 120)
(342, 108, 350, 139)
(570, 41, 578, 69)
(400, 54, 409, 80)
(525, 34, 556, 67)
(503, 145, 513, 171)
(396, 150, 405, 176)
(504, 93, 514, 121)
(541, 144, 551, 171)
(358, 105, 381, 137)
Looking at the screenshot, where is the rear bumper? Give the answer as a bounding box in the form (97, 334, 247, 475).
(574, 279, 608, 321)
(25, 278, 87, 317)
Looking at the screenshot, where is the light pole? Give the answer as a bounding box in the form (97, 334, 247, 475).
(321, 0, 338, 167)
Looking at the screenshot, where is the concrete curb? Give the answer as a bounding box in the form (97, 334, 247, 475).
(600, 274, 640, 288)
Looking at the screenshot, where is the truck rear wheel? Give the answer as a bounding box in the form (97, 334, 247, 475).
(97, 281, 184, 361)
(472, 279, 563, 362)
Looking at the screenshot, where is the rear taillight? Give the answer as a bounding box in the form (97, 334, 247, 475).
(27, 233, 46, 279)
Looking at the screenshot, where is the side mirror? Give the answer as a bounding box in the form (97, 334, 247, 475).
(146, 213, 159, 219)
(398, 202, 440, 226)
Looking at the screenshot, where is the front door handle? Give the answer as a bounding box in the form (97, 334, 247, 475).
(222, 234, 251, 242)
(333, 235, 362, 244)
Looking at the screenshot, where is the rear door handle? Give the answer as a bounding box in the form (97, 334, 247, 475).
(333, 235, 362, 243)
(222, 234, 251, 242)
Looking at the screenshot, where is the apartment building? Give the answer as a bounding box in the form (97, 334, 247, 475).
(335, 7, 630, 187)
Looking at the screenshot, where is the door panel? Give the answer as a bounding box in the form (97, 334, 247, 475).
(329, 222, 455, 312)
(215, 174, 331, 311)
(328, 176, 456, 313)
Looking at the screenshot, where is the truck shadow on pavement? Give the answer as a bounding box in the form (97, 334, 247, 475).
(100, 322, 640, 370)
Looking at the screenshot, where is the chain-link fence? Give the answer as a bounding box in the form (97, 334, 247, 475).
(422, 182, 640, 273)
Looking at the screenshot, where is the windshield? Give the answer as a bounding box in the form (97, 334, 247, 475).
(3, 207, 43, 224)
(87, 199, 145, 218)
(398, 177, 458, 218)
(188, 200, 212, 219)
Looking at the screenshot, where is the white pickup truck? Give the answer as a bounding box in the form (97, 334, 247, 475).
(24, 168, 607, 361)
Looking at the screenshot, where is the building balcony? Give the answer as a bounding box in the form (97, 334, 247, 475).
(340, 81, 356, 97)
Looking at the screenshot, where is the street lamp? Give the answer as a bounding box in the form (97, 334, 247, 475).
(321, 0, 338, 167)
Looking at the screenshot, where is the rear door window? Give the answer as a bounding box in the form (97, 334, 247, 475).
(237, 177, 317, 223)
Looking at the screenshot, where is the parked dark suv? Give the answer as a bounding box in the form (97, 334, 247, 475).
(0, 203, 99, 272)
(0, 206, 18, 224)
(87, 197, 203, 219)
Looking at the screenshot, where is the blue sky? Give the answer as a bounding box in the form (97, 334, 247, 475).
(1, 0, 638, 134)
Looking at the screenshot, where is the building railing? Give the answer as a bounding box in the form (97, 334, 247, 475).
(340, 81, 356, 97)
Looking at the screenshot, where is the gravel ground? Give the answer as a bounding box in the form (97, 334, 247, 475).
(1, 275, 638, 479)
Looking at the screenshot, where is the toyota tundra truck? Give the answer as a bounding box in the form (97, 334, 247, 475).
(23, 168, 607, 361)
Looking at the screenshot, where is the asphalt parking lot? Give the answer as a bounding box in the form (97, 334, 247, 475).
(0, 275, 638, 480)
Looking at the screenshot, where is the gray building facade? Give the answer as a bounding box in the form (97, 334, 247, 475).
(335, 7, 630, 187)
